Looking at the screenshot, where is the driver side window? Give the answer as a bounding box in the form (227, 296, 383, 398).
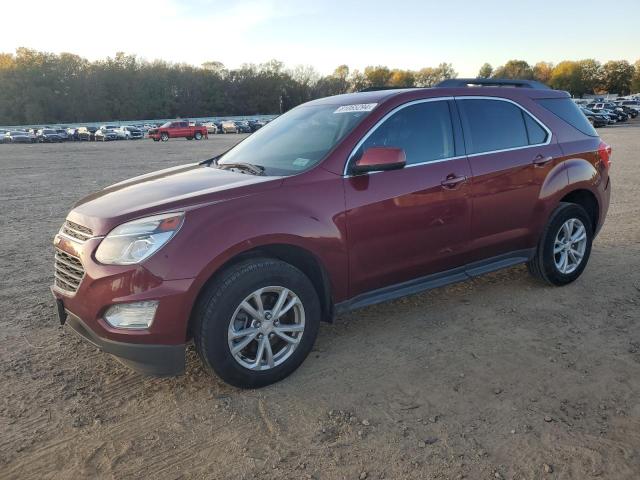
(355, 100, 455, 166)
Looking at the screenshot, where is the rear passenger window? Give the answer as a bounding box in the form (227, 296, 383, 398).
(457, 99, 529, 154)
(536, 98, 598, 137)
(356, 101, 454, 165)
(523, 112, 548, 145)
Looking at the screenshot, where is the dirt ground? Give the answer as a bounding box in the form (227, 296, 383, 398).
(0, 125, 639, 480)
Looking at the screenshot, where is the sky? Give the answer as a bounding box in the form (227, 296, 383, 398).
(3, 0, 639, 77)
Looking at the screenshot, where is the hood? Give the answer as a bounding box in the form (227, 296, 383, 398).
(68, 163, 282, 234)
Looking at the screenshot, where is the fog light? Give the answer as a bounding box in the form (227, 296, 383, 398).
(104, 301, 158, 329)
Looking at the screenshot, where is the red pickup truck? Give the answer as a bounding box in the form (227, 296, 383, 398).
(148, 121, 208, 142)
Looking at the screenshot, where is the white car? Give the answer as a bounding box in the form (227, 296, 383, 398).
(202, 122, 218, 134)
(619, 100, 640, 112)
(117, 126, 144, 140)
(99, 125, 125, 140)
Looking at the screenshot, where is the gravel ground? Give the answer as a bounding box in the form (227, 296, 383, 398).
(0, 125, 639, 480)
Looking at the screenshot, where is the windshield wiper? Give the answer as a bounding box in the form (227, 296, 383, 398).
(199, 153, 223, 166)
(216, 162, 265, 176)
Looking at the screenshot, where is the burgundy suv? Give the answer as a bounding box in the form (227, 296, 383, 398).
(52, 78, 611, 388)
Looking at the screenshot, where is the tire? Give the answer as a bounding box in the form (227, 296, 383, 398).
(187, 137, 193, 140)
(194, 132, 202, 140)
(527, 202, 593, 286)
(193, 258, 321, 388)
(161, 132, 169, 142)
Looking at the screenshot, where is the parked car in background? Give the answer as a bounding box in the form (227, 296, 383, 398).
(37, 129, 64, 142)
(95, 127, 118, 141)
(248, 120, 266, 132)
(55, 128, 69, 141)
(234, 121, 252, 133)
(147, 121, 208, 141)
(581, 108, 608, 128)
(77, 126, 97, 141)
(25, 129, 38, 143)
(589, 103, 628, 122)
(117, 126, 144, 140)
(5, 130, 33, 143)
(0, 129, 7, 143)
(219, 120, 239, 133)
(66, 127, 81, 141)
(202, 122, 219, 134)
(52, 78, 611, 388)
(615, 104, 638, 118)
(619, 100, 640, 112)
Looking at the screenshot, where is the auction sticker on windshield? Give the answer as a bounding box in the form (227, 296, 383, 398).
(334, 103, 377, 113)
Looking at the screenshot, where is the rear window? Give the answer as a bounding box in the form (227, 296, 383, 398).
(536, 98, 598, 137)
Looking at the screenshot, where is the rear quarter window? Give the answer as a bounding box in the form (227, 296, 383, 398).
(536, 98, 598, 137)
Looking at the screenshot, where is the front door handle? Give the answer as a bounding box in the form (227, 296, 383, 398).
(533, 154, 553, 166)
(441, 174, 467, 189)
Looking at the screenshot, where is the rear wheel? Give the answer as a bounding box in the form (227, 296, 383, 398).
(194, 131, 202, 140)
(193, 258, 320, 388)
(528, 203, 593, 286)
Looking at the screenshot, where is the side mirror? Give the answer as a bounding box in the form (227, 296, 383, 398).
(352, 147, 406, 174)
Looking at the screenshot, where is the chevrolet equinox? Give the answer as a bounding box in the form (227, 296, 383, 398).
(52, 78, 611, 388)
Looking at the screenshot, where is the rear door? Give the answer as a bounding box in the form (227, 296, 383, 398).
(344, 99, 473, 297)
(456, 97, 563, 261)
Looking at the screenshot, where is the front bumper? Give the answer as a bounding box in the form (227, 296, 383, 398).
(52, 232, 197, 376)
(62, 307, 185, 376)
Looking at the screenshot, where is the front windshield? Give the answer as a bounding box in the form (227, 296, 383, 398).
(161, 122, 172, 128)
(218, 104, 373, 175)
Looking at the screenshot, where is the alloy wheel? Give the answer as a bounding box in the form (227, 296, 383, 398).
(227, 286, 305, 371)
(553, 218, 587, 274)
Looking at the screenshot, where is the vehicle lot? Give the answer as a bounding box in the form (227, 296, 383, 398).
(0, 125, 639, 479)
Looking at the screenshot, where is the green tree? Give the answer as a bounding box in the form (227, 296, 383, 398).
(601, 60, 634, 95)
(477, 63, 493, 78)
(388, 69, 416, 87)
(415, 63, 457, 87)
(493, 60, 533, 79)
(577, 59, 602, 94)
(631, 60, 640, 93)
(533, 62, 553, 84)
(363, 65, 392, 87)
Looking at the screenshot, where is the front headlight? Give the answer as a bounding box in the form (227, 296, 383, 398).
(95, 212, 184, 265)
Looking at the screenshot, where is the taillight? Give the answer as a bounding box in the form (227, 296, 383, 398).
(598, 141, 612, 169)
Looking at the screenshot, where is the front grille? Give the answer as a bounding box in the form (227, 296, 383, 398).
(61, 220, 93, 242)
(54, 249, 85, 293)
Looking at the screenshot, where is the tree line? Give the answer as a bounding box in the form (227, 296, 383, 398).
(0, 48, 638, 125)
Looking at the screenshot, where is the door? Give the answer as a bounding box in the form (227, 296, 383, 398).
(455, 97, 564, 261)
(344, 99, 473, 297)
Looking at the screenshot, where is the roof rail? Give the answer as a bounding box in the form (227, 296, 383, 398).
(436, 78, 551, 90)
(358, 86, 420, 92)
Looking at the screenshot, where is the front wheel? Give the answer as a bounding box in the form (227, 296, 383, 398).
(194, 132, 202, 140)
(528, 203, 593, 286)
(161, 132, 169, 142)
(193, 258, 321, 388)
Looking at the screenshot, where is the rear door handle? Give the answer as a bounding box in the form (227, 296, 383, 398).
(441, 175, 467, 189)
(533, 154, 553, 166)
